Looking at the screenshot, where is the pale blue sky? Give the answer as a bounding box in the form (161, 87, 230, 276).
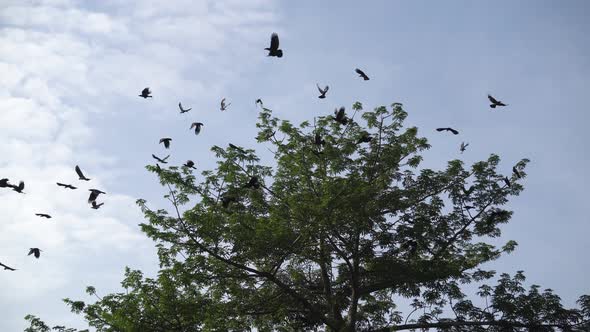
(0, 0, 588, 330)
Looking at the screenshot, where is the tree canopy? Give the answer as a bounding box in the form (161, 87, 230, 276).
(26, 103, 590, 331)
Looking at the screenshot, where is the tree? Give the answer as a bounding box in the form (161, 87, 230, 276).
(26, 103, 590, 331)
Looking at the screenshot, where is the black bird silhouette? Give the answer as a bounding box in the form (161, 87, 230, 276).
(56, 182, 77, 189)
(152, 154, 170, 164)
(512, 166, 522, 179)
(28, 248, 42, 259)
(178, 102, 191, 113)
(0, 262, 16, 271)
(464, 205, 475, 210)
(243, 176, 260, 189)
(88, 189, 106, 204)
(190, 122, 204, 135)
(463, 186, 475, 196)
(221, 194, 238, 208)
(436, 127, 459, 135)
(139, 87, 152, 98)
(91, 201, 104, 209)
(255, 99, 263, 107)
(75, 165, 91, 181)
(159, 138, 172, 149)
(460, 142, 469, 153)
(183, 160, 196, 169)
(0, 178, 11, 188)
(332, 107, 348, 125)
(35, 213, 52, 219)
(317, 84, 329, 99)
(357, 132, 373, 144)
(314, 133, 326, 146)
(488, 94, 508, 108)
(220, 98, 231, 111)
(265, 32, 283, 57)
(503, 176, 511, 187)
(10, 181, 25, 193)
(355, 68, 370, 80)
(229, 144, 247, 154)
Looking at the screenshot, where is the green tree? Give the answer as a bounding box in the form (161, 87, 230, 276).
(26, 103, 590, 331)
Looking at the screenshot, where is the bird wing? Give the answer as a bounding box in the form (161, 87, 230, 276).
(178, 102, 183, 110)
(19, 181, 24, 190)
(162, 155, 170, 161)
(324, 85, 329, 93)
(436, 128, 445, 131)
(57, 182, 65, 187)
(270, 32, 279, 50)
(488, 94, 499, 104)
(28, 249, 34, 256)
(450, 128, 459, 135)
(88, 191, 98, 202)
(75, 165, 85, 178)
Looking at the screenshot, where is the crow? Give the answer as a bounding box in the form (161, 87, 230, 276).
(460, 142, 469, 153)
(221, 195, 238, 208)
(317, 84, 329, 99)
(265, 32, 283, 57)
(221, 98, 231, 111)
(488, 94, 508, 108)
(57, 182, 77, 189)
(463, 186, 475, 196)
(152, 154, 170, 164)
(88, 189, 106, 204)
(512, 166, 522, 179)
(332, 107, 348, 125)
(139, 87, 152, 98)
(178, 102, 191, 113)
(503, 176, 511, 188)
(10, 181, 25, 193)
(243, 176, 260, 189)
(159, 138, 172, 149)
(357, 132, 373, 144)
(0, 262, 16, 271)
(255, 99, 263, 107)
(229, 144, 247, 154)
(436, 127, 459, 135)
(190, 122, 204, 135)
(355, 68, 370, 80)
(464, 205, 474, 210)
(28, 248, 42, 259)
(264, 130, 276, 140)
(0, 178, 11, 188)
(75, 165, 91, 181)
(35, 213, 52, 219)
(314, 133, 326, 146)
(91, 201, 104, 209)
(183, 160, 197, 169)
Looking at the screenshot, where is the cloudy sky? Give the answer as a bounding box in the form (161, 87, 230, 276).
(1, 0, 589, 330)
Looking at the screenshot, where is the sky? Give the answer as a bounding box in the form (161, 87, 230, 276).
(0, 0, 589, 330)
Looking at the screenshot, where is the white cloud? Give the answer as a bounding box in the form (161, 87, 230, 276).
(0, 0, 278, 330)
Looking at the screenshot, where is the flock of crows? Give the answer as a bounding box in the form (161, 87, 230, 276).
(0, 32, 518, 273)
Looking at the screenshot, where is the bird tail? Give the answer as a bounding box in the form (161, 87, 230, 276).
(490, 104, 496, 108)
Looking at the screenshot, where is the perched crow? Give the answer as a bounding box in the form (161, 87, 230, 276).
(159, 138, 172, 149)
(139, 87, 152, 98)
(229, 143, 247, 154)
(221, 193, 238, 208)
(503, 176, 511, 187)
(10, 181, 25, 193)
(513, 166, 522, 179)
(255, 99, 263, 107)
(460, 142, 469, 153)
(190, 122, 204, 135)
(317, 84, 329, 99)
(243, 176, 260, 189)
(183, 160, 196, 169)
(0, 262, 16, 271)
(332, 107, 348, 125)
(0, 178, 11, 188)
(91, 201, 104, 209)
(28, 248, 42, 259)
(264, 130, 276, 140)
(35, 213, 52, 219)
(355, 68, 370, 80)
(357, 132, 373, 144)
(178, 102, 191, 113)
(314, 133, 326, 146)
(265, 32, 283, 57)
(57, 182, 77, 189)
(464, 205, 474, 210)
(88, 189, 106, 204)
(488, 94, 508, 108)
(463, 186, 475, 196)
(436, 127, 459, 135)
(220, 98, 231, 111)
(75, 165, 91, 181)
(152, 154, 170, 164)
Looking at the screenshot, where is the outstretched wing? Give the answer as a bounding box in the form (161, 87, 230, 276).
(488, 94, 499, 104)
(75, 165, 85, 178)
(270, 32, 280, 50)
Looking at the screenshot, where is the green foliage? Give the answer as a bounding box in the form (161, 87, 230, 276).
(25, 103, 589, 331)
